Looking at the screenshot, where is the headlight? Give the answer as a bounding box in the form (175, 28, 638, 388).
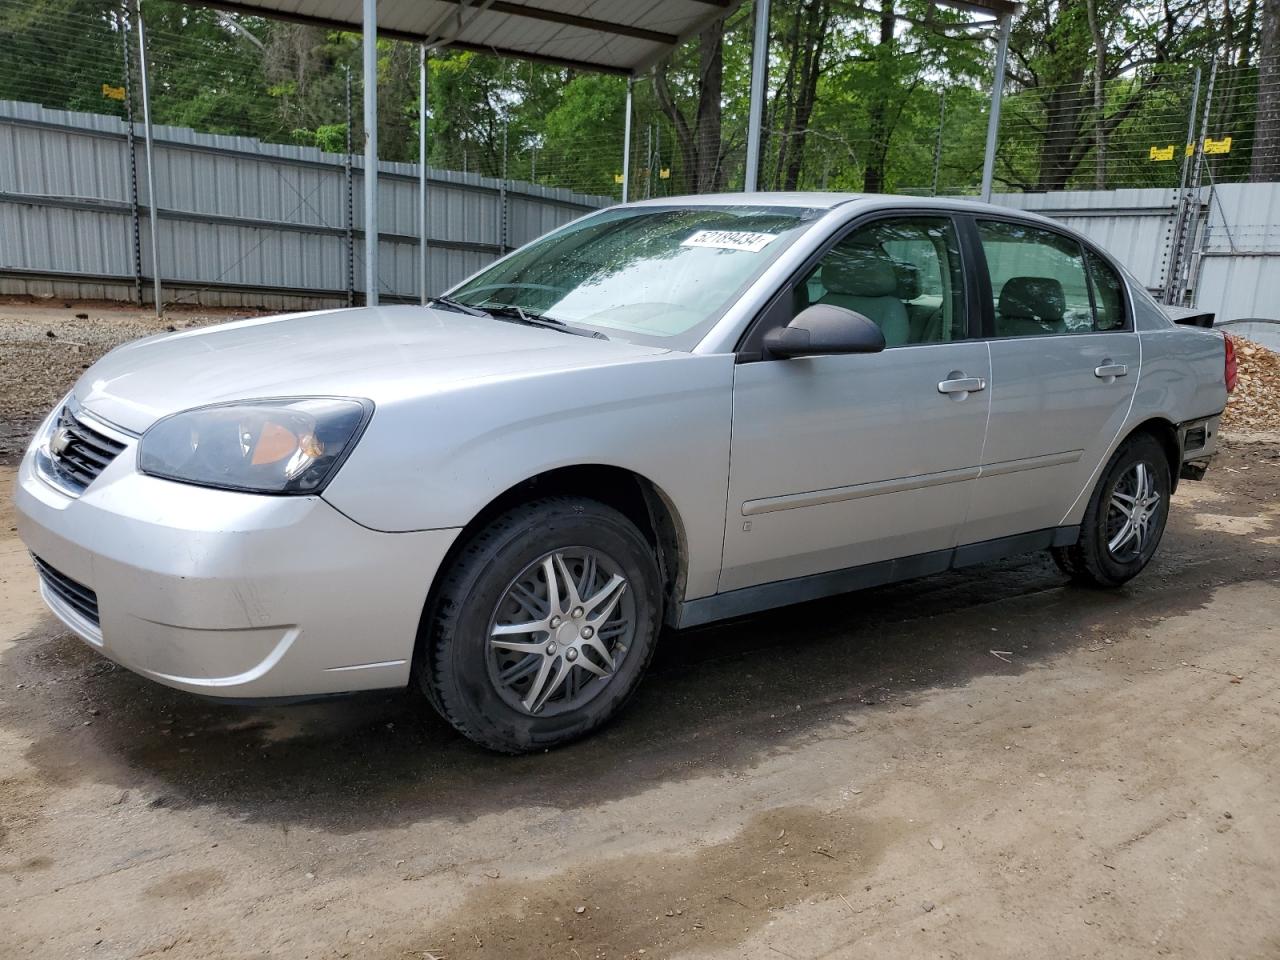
(138, 398, 372, 495)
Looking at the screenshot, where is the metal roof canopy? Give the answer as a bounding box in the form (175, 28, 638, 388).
(144, 0, 1020, 309)
(199, 0, 1018, 76)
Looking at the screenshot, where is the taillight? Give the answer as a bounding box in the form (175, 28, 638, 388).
(1223, 333, 1238, 393)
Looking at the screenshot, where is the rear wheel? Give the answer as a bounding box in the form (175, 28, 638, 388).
(419, 498, 661, 753)
(1051, 434, 1170, 588)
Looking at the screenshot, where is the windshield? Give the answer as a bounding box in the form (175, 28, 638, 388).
(446, 205, 824, 348)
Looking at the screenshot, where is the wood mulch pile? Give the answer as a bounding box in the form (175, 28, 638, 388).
(1222, 337, 1280, 432)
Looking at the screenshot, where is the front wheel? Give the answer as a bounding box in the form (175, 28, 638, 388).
(1051, 433, 1171, 588)
(418, 498, 662, 753)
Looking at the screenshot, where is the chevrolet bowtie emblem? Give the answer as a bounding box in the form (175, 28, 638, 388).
(49, 426, 72, 457)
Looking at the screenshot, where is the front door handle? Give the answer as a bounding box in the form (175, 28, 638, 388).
(1094, 362, 1128, 379)
(938, 376, 987, 395)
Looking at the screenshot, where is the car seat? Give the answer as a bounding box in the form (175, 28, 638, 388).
(997, 276, 1066, 337)
(818, 248, 910, 346)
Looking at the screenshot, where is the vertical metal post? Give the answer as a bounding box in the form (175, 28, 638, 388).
(744, 0, 770, 192)
(121, 12, 143, 306)
(931, 91, 946, 197)
(980, 12, 1011, 203)
(362, 0, 379, 306)
(1179, 59, 1218, 307)
(646, 123, 653, 199)
(344, 65, 354, 308)
(622, 77, 633, 202)
(418, 42, 429, 304)
(134, 0, 162, 316)
(1178, 67, 1202, 195)
(1163, 66, 1200, 305)
(499, 120, 508, 254)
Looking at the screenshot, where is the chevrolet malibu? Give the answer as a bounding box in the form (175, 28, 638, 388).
(16, 194, 1235, 752)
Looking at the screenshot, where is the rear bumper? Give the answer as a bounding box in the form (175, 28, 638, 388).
(14, 443, 459, 699)
(1178, 414, 1222, 482)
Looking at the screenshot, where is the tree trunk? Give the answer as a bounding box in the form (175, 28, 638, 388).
(1251, 0, 1280, 181)
(862, 0, 896, 193)
(653, 18, 725, 194)
(1035, 78, 1088, 189)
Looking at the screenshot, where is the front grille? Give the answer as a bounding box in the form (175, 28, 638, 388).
(32, 554, 100, 627)
(45, 406, 126, 493)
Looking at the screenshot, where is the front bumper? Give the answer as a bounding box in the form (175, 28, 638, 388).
(14, 437, 459, 699)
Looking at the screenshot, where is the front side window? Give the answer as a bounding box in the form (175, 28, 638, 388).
(977, 220, 1096, 337)
(798, 217, 966, 347)
(447, 205, 823, 348)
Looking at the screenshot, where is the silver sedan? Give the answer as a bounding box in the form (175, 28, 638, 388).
(15, 193, 1234, 751)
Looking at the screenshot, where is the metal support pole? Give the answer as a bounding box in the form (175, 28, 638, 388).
(621, 77, 633, 202)
(362, 0, 379, 306)
(121, 13, 143, 306)
(980, 12, 1011, 203)
(418, 42, 429, 304)
(499, 120, 508, 254)
(1163, 66, 1201, 305)
(344, 66, 355, 308)
(744, 0, 770, 192)
(134, 0, 162, 316)
(931, 91, 946, 197)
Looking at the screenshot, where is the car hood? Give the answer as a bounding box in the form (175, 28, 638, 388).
(73, 305, 670, 433)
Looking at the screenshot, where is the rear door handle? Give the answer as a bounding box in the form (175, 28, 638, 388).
(937, 377, 987, 395)
(1094, 362, 1128, 378)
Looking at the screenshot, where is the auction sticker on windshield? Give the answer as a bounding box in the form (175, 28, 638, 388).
(681, 230, 779, 253)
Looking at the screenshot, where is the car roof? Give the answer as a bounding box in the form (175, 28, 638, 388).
(621, 191, 1062, 227)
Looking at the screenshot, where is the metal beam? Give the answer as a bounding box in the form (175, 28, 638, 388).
(426, 0, 678, 44)
(363, 0, 378, 305)
(744, 0, 769, 192)
(197, 0, 636, 75)
(419, 42, 429, 305)
(979, 11, 1011, 203)
(622, 77, 633, 203)
(134, 0, 162, 316)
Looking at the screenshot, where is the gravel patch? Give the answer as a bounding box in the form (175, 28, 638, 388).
(0, 298, 261, 463)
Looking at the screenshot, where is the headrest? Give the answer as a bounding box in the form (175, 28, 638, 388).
(998, 276, 1065, 323)
(821, 248, 899, 298)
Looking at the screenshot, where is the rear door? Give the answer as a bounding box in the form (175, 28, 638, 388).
(720, 214, 991, 592)
(961, 217, 1140, 545)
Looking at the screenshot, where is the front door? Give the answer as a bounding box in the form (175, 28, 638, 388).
(720, 215, 991, 593)
(961, 218, 1141, 545)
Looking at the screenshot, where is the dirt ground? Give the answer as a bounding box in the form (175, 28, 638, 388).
(2, 303, 1280, 960)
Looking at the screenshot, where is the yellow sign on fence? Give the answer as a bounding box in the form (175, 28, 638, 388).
(1155, 137, 1233, 160)
(659, 168, 671, 179)
(614, 173, 624, 184)
(101, 83, 126, 101)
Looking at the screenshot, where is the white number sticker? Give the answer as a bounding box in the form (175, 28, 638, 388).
(680, 230, 779, 253)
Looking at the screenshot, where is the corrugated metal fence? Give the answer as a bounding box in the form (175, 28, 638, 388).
(2, 98, 1275, 323)
(0, 100, 610, 309)
(996, 184, 1280, 324)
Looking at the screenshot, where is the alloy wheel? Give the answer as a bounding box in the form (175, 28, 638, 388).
(486, 548, 635, 716)
(1106, 461, 1162, 561)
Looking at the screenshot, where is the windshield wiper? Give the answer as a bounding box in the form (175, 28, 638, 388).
(427, 296, 490, 318)
(485, 304, 609, 340)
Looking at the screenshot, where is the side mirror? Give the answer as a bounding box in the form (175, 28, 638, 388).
(763, 304, 886, 358)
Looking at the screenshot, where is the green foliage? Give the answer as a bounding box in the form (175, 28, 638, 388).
(0, 0, 1271, 196)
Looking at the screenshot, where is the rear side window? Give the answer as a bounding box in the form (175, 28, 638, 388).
(1085, 249, 1128, 330)
(977, 220, 1093, 337)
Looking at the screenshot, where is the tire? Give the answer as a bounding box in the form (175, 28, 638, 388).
(418, 497, 662, 753)
(1051, 433, 1171, 588)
